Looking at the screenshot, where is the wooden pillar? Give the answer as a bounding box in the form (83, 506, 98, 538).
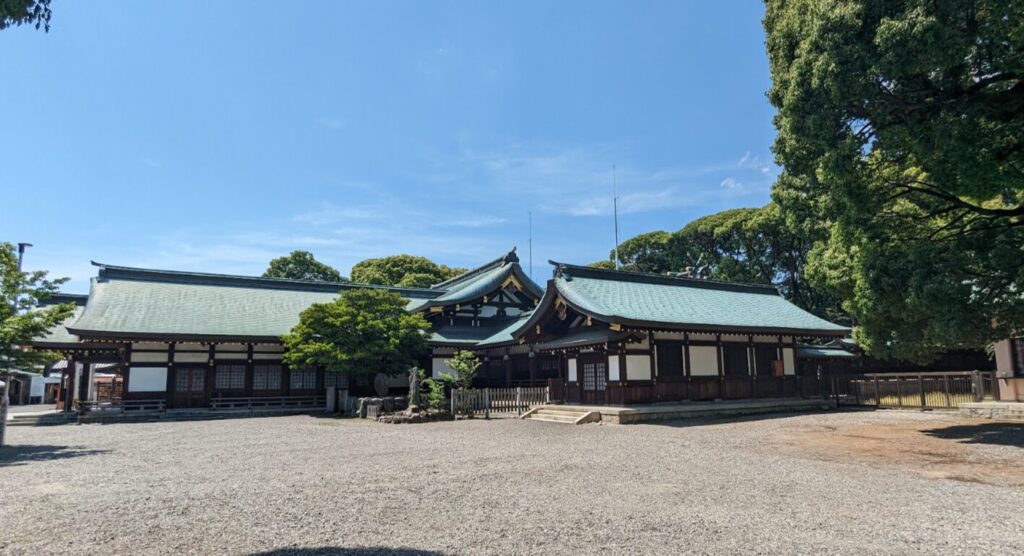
(528, 352, 537, 387)
(78, 362, 91, 404)
(64, 357, 77, 412)
(504, 353, 512, 387)
(245, 344, 254, 397)
(165, 342, 176, 408)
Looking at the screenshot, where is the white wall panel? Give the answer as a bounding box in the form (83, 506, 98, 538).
(625, 355, 652, 380)
(783, 348, 796, 375)
(608, 357, 620, 381)
(128, 367, 167, 392)
(568, 359, 577, 382)
(174, 352, 209, 363)
(131, 351, 167, 363)
(432, 358, 454, 380)
(689, 346, 719, 376)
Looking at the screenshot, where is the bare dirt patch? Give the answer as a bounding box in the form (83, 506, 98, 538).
(780, 411, 1024, 487)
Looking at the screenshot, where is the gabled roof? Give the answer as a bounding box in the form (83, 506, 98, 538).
(516, 262, 850, 338)
(411, 248, 543, 312)
(67, 262, 442, 342)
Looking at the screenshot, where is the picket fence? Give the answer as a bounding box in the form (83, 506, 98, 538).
(450, 386, 549, 417)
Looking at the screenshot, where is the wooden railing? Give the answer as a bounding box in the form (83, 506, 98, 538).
(78, 399, 165, 414)
(550, 371, 997, 408)
(451, 387, 549, 417)
(209, 396, 326, 411)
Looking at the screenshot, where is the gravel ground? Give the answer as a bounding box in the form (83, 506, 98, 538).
(1, 410, 1023, 555)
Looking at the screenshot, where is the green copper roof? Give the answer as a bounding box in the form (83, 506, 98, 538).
(414, 249, 543, 311)
(535, 327, 637, 351)
(544, 262, 850, 336)
(34, 305, 85, 345)
(68, 263, 440, 341)
(475, 314, 533, 347)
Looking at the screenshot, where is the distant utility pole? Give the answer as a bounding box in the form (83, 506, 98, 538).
(612, 165, 621, 269)
(528, 211, 533, 280)
(17, 243, 32, 272)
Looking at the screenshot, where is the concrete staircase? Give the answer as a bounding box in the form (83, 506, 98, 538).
(522, 406, 601, 425)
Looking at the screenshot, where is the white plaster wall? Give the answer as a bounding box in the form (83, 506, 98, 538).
(994, 340, 1013, 376)
(131, 351, 168, 363)
(132, 342, 167, 351)
(568, 359, 577, 382)
(608, 357, 620, 381)
(782, 348, 796, 375)
(653, 331, 686, 341)
(215, 343, 247, 353)
(174, 352, 209, 363)
(252, 353, 282, 361)
(689, 346, 719, 376)
(626, 355, 652, 380)
(128, 367, 167, 392)
(690, 333, 716, 342)
(432, 358, 455, 380)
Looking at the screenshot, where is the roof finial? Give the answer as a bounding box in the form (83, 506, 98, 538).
(503, 247, 519, 264)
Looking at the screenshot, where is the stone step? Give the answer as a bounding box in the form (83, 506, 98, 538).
(527, 412, 580, 423)
(527, 416, 581, 424)
(533, 408, 590, 418)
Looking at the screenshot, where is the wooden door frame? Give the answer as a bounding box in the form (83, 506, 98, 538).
(578, 352, 609, 404)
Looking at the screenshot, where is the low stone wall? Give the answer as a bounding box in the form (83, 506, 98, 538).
(959, 402, 1024, 421)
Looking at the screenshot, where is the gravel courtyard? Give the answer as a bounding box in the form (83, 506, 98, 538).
(2, 410, 1023, 555)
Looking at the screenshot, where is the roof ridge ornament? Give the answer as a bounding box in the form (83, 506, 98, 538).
(503, 247, 519, 264)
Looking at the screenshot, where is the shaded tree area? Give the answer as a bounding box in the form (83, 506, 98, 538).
(0, 0, 51, 31)
(263, 251, 347, 282)
(765, 0, 1024, 362)
(598, 203, 846, 323)
(282, 289, 430, 380)
(350, 255, 467, 288)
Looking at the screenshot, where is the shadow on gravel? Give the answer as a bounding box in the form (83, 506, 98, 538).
(0, 444, 110, 467)
(923, 423, 1024, 449)
(252, 548, 444, 556)
(642, 408, 870, 428)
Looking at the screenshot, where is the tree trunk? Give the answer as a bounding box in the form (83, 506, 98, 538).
(0, 372, 10, 448)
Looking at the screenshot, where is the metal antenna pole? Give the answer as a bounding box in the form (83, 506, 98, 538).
(528, 211, 533, 280)
(613, 165, 620, 269)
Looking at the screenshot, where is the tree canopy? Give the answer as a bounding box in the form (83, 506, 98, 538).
(350, 255, 466, 287)
(598, 204, 845, 321)
(263, 251, 347, 282)
(765, 0, 1024, 361)
(0, 0, 51, 31)
(281, 289, 430, 378)
(1, 242, 73, 371)
(2, 241, 73, 446)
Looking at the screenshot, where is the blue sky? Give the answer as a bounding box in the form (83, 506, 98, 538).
(0, 1, 778, 293)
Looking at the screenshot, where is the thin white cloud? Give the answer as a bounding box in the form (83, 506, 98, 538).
(316, 117, 349, 130)
(720, 177, 743, 190)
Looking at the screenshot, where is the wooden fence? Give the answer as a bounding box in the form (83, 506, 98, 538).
(547, 371, 997, 410)
(450, 386, 549, 417)
(829, 371, 997, 409)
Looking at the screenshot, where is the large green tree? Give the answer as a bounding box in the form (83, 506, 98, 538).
(350, 255, 466, 287)
(1, 242, 73, 446)
(1, 0, 51, 31)
(766, 0, 1024, 361)
(281, 289, 430, 380)
(613, 231, 673, 273)
(263, 250, 347, 282)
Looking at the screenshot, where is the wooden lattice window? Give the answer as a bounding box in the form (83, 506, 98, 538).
(215, 364, 246, 390)
(582, 362, 607, 391)
(253, 364, 282, 390)
(289, 368, 316, 390)
(324, 372, 349, 389)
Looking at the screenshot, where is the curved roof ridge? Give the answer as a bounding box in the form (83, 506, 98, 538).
(548, 260, 782, 295)
(430, 247, 518, 289)
(91, 261, 441, 298)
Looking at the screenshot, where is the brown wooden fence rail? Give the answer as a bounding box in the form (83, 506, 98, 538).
(451, 386, 549, 417)
(831, 372, 997, 409)
(547, 371, 997, 409)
